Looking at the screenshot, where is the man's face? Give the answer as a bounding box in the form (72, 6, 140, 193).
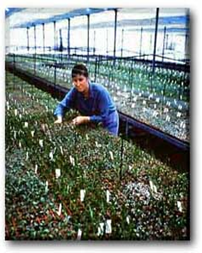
(72, 74, 88, 93)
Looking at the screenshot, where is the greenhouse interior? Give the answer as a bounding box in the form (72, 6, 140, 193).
(5, 8, 190, 240)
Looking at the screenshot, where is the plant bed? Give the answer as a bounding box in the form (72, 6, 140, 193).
(5, 72, 189, 240)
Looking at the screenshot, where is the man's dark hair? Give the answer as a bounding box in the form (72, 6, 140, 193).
(72, 64, 89, 78)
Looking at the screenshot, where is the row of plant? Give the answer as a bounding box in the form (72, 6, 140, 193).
(6, 58, 189, 142)
(6, 54, 189, 102)
(6, 72, 189, 240)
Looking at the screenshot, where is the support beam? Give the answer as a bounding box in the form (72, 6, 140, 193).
(53, 21, 57, 51)
(185, 33, 189, 59)
(67, 18, 70, 56)
(151, 8, 159, 88)
(139, 27, 143, 58)
(106, 29, 108, 55)
(26, 27, 29, 53)
(34, 25, 36, 54)
(59, 29, 63, 52)
(33, 25, 37, 74)
(87, 14, 90, 61)
(113, 9, 118, 64)
(42, 23, 45, 53)
(93, 30, 96, 55)
(162, 26, 166, 62)
(121, 29, 124, 57)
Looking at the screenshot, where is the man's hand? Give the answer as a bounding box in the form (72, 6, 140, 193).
(54, 116, 63, 124)
(72, 116, 90, 125)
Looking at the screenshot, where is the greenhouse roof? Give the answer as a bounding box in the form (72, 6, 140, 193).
(70, 15, 189, 30)
(6, 7, 189, 34)
(5, 8, 25, 17)
(7, 8, 116, 29)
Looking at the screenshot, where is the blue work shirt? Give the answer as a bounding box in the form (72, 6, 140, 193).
(54, 82, 119, 136)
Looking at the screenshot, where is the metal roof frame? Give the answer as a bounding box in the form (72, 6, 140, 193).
(5, 8, 25, 17)
(11, 8, 116, 29)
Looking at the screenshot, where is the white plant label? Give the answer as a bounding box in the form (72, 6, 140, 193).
(166, 115, 170, 122)
(149, 180, 157, 193)
(31, 131, 35, 137)
(97, 222, 104, 236)
(35, 164, 38, 174)
(177, 201, 183, 212)
(77, 229, 82, 240)
(39, 139, 43, 148)
(164, 108, 169, 113)
(80, 189, 86, 202)
(69, 155, 75, 166)
(14, 109, 18, 116)
(57, 203, 62, 216)
(126, 216, 130, 224)
(106, 190, 111, 203)
(45, 181, 48, 192)
(105, 219, 112, 234)
(60, 146, 63, 155)
(109, 151, 114, 160)
(24, 122, 28, 128)
(152, 111, 158, 117)
(49, 151, 54, 161)
(55, 169, 61, 179)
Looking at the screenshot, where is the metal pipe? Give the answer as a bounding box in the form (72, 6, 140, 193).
(139, 27, 143, 58)
(106, 29, 108, 55)
(34, 25, 36, 54)
(87, 14, 90, 62)
(162, 26, 166, 62)
(113, 9, 118, 64)
(67, 18, 70, 56)
(93, 30, 96, 55)
(151, 8, 159, 88)
(26, 27, 29, 53)
(53, 21, 56, 51)
(166, 34, 169, 50)
(121, 28, 124, 57)
(34, 25, 36, 74)
(185, 33, 189, 59)
(42, 23, 45, 53)
(152, 8, 159, 74)
(59, 29, 63, 52)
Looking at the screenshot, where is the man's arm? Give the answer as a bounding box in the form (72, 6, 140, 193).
(54, 88, 77, 123)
